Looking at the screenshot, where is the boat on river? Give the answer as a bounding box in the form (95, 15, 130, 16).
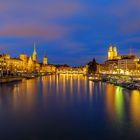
(88, 74, 102, 82)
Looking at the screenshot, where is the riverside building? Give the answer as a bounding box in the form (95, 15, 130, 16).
(99, 45, 139, 75)
(0, 43, 57, 76)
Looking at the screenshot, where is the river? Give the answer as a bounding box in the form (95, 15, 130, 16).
(0, 74, 140, 140)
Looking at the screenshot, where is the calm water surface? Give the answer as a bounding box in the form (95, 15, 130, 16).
(0, 75, 140, 140)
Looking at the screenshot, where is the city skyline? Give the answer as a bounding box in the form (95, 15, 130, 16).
(0, 42, 138, 66)
(0, 0, 140, 65)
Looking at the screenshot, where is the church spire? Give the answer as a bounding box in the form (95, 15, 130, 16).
(44, 51, 47, 58)
(33, 41, 37, 55)
(113, 45, 118, 58)
(108, 44, 113, 60)
(43, 51, 48, 65)
(32, 41, 38, 62)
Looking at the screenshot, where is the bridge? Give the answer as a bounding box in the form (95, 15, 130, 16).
(57, 70, 86, 74)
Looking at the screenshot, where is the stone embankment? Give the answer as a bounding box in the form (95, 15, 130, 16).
(0, 77, 23, 84)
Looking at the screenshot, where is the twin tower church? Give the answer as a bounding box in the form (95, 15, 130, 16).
(108, 45, 120, 60)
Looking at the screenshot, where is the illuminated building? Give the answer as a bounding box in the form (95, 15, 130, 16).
(40, 52, 56, 73)
(32, 42, 38, 63)
(0, 42, 53, 74)
(19, 54, 28, 63)
(113, 46, 118, 58)
(7, 58, 26, 73)
(134, 58, 140, 71)
(117, 48, 137, 74)
(27, 56, 35, 72)
(0, 55, 6, 76)
(43, 53, 48, 65)
(41, 64, 56, 73)
(108, 45, 114, 60)
(118, 55, 136, 73)
(98, 64, 109, 74)
(0, 54, 26, 75)
(105, 45, 120, 73)
(3, 54, 10, 59)
(108, 45, 120, 60)
(104, 59, 118, 74)
(56, 66, 87, 74)
(99, 45, 138, 74)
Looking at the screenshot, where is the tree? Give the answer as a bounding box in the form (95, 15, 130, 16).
(87, 58, 97, 74)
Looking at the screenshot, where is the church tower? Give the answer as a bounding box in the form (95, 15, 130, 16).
(108, 45, 113, 60)
(28, 56, 34, 71)
(43, 52, 48, 65)
(113, 46, 118, 58)
(32, 42, 38, 62)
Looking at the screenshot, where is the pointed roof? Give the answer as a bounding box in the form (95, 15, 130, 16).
(29, 56, 32, 61)
(33, 41, 37, 55)
(44, 51, 47, 58)
(113, 45, 117, 51)
(109, 44, 113, 51)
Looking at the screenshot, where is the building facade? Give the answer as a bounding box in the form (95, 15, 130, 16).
(108, 45, 120, 60)
(0, 42, 57, 75)
(99, 45, 138, 75)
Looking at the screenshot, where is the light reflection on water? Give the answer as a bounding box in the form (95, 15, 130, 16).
(0, 75, 140, 139)
(130, 90, 140, 128)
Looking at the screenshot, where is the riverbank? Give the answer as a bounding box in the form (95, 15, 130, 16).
(88, 74, 140, 90)
(0, 77, 23, 84)
(0, 73, 55, 84)
(105, 79, 140, 90)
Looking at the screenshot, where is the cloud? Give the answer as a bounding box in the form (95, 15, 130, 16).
(119, 19, 140, 35)
(123, 36, 140, 44)
(0, 0, 87, 41)
(0, 0, 140, 65)
(60, 42, 88, 54)
(0, 0, 86, 21)
(0, 23, 71, 41)
(104, 0, 140, 35)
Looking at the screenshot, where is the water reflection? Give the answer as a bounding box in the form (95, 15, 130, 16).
(12, 79, 39, 112)
(115, 87, 125, 123)
(106, 84, 140, 130)
(106, 84, 127, 126)
(89, 81, 94, 103)
(42, 74, 90, 104)
(0, 75, 140, 139)
(106, 84, 116, 122)
(130, 90, 140, 128)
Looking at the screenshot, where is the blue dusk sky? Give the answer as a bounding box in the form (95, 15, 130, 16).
(0, 0, 140, 66)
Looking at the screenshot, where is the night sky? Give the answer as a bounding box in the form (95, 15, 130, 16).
(0, 0, 140, 66)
